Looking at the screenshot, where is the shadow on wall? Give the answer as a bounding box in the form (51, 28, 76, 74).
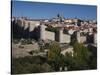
(12, 20, 40, 41)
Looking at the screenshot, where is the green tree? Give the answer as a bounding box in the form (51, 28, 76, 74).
(87, 45, 97, 69)
(12, 56, 53, 74)
(73, 42, 90, 61)
(47, 41, 61, 61)
(72, 42, 91, 70)
(47, 41, 62, 71)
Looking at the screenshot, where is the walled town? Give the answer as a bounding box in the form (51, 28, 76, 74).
(12, 14, 97, 73)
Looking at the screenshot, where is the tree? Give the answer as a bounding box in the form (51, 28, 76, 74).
(47, 41, 61, 61)
(12, 56, 53, 74)
(87, 45, 97, 69)
(45, 27, 59, 32)
(47, 41, 62, 71)
(73, 42, 90, 61)
(64, 42, 97, 70)
(72, 42, 91, 70)
(41, 63, 53, 72)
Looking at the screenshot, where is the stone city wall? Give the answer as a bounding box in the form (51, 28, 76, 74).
(45, 31, 55, 41)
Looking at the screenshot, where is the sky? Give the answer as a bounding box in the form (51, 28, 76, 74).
(12, 1, 97, 20)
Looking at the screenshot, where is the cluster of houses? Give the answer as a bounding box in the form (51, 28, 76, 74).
(12, 14, 97, 45)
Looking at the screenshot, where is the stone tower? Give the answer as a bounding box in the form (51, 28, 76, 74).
(76, 31, 81, 43)
(55, 27, 63, 43)
(94, 33, 97, 44)
(59, 28, 63, 43)
(40, 24, 46, 40)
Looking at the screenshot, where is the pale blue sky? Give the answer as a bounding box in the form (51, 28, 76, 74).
(12, 1, 97, 20)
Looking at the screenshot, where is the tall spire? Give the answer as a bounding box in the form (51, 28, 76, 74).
(57, 13, 60, 18)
